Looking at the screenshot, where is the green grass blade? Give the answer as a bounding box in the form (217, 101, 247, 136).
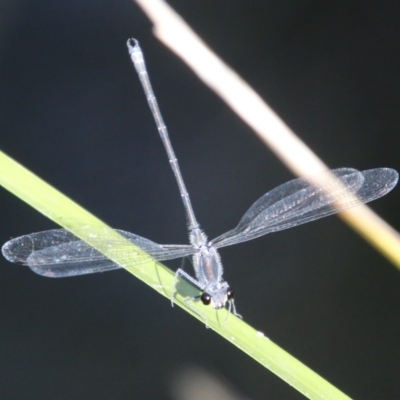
(0, 150, 352, 399)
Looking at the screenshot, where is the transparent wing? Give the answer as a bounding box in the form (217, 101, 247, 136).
(2, 228, 197, 277)
(210, 168, 398, 248)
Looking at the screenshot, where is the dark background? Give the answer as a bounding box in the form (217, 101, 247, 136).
(1, 1, 400, 399)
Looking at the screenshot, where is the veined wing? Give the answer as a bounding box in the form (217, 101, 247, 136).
(2, 228, 196, 277)
(210, 168, 398, 248)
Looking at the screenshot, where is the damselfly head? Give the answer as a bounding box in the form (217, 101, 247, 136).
(200, 285, 234, 310)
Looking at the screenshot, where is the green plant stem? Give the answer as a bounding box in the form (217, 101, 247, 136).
(0, 150, 351, 399)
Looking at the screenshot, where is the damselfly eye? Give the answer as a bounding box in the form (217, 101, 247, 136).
(226, 288, 234, 300)
(200, 292, 211, 305)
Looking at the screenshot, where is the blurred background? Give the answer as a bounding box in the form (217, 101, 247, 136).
(1, 1, 400, 399)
